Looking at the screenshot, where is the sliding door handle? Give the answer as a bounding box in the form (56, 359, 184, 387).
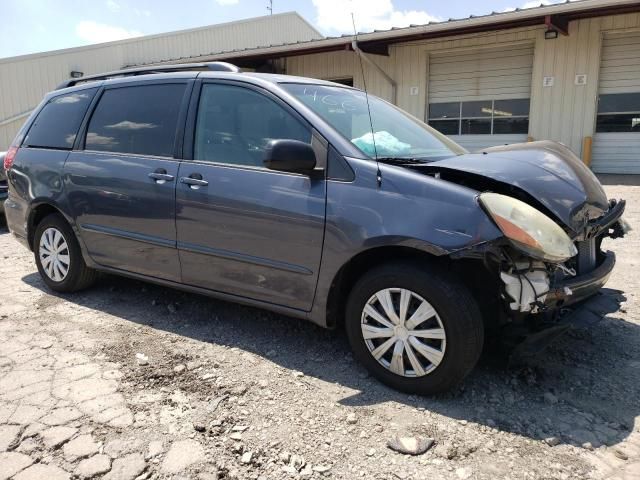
(180, 176, 209, 188)
(148, 169, 175, 183)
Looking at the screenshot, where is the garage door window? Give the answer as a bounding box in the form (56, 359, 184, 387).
(596, 93, 640, 133)
(428, 99, 530, 135)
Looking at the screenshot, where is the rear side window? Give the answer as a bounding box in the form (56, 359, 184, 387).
(85, 84, 186, 157)
(23, 89, 97, 149)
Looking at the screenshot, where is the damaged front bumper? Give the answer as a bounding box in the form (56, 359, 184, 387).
(497, 201, 627, 358)
(546, 251, 616, 307)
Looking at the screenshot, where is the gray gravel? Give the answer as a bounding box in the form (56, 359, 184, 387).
(0, 176, 638, 479)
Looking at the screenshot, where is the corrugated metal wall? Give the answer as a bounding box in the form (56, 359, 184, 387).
(428, 45, 534, 102)
(0, 12, 321, 149)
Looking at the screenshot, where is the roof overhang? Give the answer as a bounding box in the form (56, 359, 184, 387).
(208, 0, 640, 65)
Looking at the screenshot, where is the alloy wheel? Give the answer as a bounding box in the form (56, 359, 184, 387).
(360, 288, 447, 377)
(39, 227, 70, 282)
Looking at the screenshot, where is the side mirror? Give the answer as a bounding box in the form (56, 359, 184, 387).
(263, 139, 316, 174)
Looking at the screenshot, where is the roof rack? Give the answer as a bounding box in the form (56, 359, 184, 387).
(55, 61, 240, 90)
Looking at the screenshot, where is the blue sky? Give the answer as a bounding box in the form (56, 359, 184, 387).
(1, 0, 569, 58)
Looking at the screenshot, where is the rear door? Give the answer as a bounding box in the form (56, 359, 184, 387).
(175, 81, 327, 310)
(64, 80, 191, 281)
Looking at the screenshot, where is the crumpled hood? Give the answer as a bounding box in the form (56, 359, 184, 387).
(419, 141, 609, 235)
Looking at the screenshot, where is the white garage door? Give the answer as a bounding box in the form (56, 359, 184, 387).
(593, 33, 640, 174)
(427, 44, 534, 152)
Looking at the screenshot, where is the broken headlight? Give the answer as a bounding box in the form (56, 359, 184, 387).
(479, 192, 577, 263)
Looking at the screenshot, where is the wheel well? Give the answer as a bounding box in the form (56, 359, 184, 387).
(27, 204, 62, 250)
(326, 246, 444, 329)
(325, 246, 503, 330)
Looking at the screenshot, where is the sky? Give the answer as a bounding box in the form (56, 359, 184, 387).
(1, 0, 574, 59)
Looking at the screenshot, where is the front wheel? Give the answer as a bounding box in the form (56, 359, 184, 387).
(345, 262, 484, 395)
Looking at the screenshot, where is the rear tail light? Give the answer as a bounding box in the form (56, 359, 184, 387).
(4, 146, 18, 171)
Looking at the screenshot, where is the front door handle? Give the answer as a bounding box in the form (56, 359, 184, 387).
(180, 174, 209, 189)
(148, 168, 175, 184)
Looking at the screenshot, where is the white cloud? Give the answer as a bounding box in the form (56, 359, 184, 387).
(75, 21, 142, 44)
(503, 0, 580, 12)
(106, 0, 121, 12)
(312, 0, 439, 34)
(521, 0, 551, 8)
(215, 0, 239, 5)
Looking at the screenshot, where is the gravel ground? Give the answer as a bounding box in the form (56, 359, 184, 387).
(0, 177, 638, 480)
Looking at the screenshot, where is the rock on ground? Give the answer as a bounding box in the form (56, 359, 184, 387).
(40, 426, 78, 449)
(0, 425, 22, 452)
(0, 452, 33, 480)
(162, 440, 205, 474)
(75, 454, 112, 479)
(104, 453, 146, 480)
(13, 463, 70, 480)
(63, 434, 100, 461)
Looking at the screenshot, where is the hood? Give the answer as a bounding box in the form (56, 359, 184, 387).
(417, 141, 609, 236)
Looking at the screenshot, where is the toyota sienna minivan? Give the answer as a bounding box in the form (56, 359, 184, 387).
(4, 62, 627, 394)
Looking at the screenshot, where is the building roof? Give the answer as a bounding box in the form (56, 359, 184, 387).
(129, 0, 640, 67)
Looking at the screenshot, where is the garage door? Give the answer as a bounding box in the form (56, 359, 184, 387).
(427, 44, 534, 152)
(593, 33, 640, 174)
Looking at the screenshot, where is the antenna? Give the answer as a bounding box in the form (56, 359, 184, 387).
(351, 11, 382, 187)
(267, 0, 273, 15)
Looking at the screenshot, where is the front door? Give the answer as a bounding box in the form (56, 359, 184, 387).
(64, 82, 190, 281)
(176, 82, 326, 310)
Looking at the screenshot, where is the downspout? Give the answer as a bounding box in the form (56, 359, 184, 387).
(351, 40, 397, 105)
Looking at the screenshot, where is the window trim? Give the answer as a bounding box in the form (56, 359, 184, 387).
(77, 79, 193, 159)
(427, 98, 530, 136)
(183, 78, 322, 173)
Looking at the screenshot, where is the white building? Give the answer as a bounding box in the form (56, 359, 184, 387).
(2, 0, 640, 173)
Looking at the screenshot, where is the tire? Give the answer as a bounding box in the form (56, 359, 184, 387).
(34, 213, 98, 293)
(345, 261, 484, 395)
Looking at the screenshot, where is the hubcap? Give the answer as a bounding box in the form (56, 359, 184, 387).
(361, 288, 446, 377)
(39, 227, 70, 282)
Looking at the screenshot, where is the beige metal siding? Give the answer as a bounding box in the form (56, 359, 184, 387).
(428, 45, 534, 102)
(592, 32, 640, 173)
(598, 32, 640, 94)
(0, 13, 321, 149)
(286, 51, 395, 102)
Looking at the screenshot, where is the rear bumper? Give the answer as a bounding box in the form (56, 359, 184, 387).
(546, 251, 616, 307)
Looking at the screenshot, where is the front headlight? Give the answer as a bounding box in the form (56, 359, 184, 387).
(479, 192, 577, 263)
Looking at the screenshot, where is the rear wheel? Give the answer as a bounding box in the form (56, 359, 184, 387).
(345, 261, 484, 395)
(34, 213, 98, 292)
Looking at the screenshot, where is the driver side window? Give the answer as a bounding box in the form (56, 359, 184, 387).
(194, 83, 311, 167)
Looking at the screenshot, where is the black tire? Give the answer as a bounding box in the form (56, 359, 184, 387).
(34, 213, 98, 293)
(345, 261, 484, 395)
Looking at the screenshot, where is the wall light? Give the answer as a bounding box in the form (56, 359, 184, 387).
(70, 71, 84, 78)
(544, 29, 558, 40)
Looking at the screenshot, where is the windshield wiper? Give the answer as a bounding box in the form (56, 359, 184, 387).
(375, 157, 431, 165)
